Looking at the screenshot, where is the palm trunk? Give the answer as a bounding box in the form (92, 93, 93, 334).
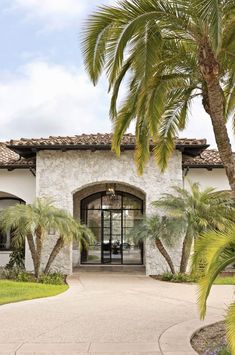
(44, 237, 64, 275)
(180, 228, 193, 273)
(155, 238, 175, 274)
(35, 226, 43, 279)
(199, 39, 235, 196)
(26, 234, 38, 277)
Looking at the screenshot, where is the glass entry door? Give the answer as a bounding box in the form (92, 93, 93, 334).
(80, 191, 144, 265)
(102, 210, 122, 264)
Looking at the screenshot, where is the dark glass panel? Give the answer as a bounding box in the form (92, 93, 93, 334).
(123, 195, 142, 209)
(123, 227, 142, 264)
(0, 230, 7, 250)
(87, 210, 101, 228)
(81, 227, 101, 264)
(102, 195, 122, 209)
(123, 210, 143, 228)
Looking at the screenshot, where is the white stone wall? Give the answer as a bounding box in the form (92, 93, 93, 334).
(35, 149, 183, 275)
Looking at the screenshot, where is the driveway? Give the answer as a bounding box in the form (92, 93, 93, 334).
(0, 271, 234, 355)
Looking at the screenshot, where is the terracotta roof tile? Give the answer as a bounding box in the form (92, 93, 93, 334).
(0, 143, 35, 169)
(183, 150, 230, 167)
(8, 133, 207, 147)
(0, 136, 229, 169)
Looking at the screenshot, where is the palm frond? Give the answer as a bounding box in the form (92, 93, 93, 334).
(226, 301, 235, 354)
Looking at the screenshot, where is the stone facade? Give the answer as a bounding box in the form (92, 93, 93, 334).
(35, 149, 183, 275)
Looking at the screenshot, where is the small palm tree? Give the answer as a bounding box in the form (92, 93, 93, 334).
(0, 199, 93, 278)
(153, 182, 234, 273)
(131, 215, 182, 274)
(193, 225, 235, 353)
(82, 0, 235, 194)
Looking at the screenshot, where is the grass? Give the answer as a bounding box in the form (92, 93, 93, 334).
(0, 280, 68, 305)
(214, 276, 235, 285)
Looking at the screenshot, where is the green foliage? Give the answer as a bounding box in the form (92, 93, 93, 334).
(153, 182, 234, 272)
(193, 224, 235, 353)
(0, 266, 23, 280)
(0, 266, 66, 286)
(82, 0, 235, 173)
(161, 272, 196, 283)
(131, 215, 181, 273)
(0, 198, 94, 278)
(161, 272, 174, 281)
(16, 272, 33, 283)
(6, 246, 25, 270)
(38, 273, 65, 285)
(131, 215, 181, 247)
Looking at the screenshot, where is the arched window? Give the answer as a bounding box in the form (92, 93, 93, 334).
(81, 191, 143, 265)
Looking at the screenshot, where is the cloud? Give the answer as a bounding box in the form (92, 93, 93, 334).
(0, 60, 112, 140)
(0, 60, 234, 149)
(8, 0, 115, 31)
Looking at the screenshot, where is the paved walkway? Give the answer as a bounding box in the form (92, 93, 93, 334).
(0, 272, 234, 355)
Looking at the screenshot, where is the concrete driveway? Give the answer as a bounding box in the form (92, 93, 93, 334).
(0, 271, 234, 355)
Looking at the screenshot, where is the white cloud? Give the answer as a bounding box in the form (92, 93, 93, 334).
(0, 60, 112, 140)
(0, 59, 234, 149)
(12, 0, 85, 30)
(8, 0, 114, 30)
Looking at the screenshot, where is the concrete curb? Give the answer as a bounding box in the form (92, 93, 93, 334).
(159, 316, 223, 354)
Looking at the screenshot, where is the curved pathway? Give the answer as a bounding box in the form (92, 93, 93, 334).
(0, 272, 234, 355)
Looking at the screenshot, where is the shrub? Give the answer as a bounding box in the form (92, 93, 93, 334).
(38, 273, 65, 285)
(161, 272, 174, 281)
(161, 272, 198, 283)
(17, 272, 34, 283)
(171, 273, 192, 283)
(203, 345, 231, 354)
(6, 247, 25, 270)
(0, 266, 23, 280)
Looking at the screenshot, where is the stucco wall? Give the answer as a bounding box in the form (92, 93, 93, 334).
(35, 149, 183, 275)
(0, 169, 36, 203)
(0, 172, 36, 267)
(185, 168, 229, 191)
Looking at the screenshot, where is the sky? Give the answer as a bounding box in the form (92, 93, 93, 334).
(0, 0, 234, 149)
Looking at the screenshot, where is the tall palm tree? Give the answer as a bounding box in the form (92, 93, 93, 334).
(0, 199, 93, 278)
(153, 182, 234, 273)
(193, 225, 235, 353)
(132, 215, 182, 274)
(82, 0, 235, 194)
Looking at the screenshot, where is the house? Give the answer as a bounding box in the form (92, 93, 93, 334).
(0, 134, 231, 275)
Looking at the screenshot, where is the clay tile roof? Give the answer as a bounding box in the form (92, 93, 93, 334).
(0, 143, 35, 169)
(183, 149, 229, 168)
(8, 133, 207, 147)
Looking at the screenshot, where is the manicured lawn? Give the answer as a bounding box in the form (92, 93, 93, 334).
(0, 280, 68, 305)
(214, 276, 235, 285)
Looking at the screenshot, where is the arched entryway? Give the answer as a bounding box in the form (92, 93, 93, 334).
(73, 182, 145, 266)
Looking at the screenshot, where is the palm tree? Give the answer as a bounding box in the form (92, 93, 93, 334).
(132, 215, 182, 274)
(82, 0, 235, 194)
(153, 182, 234, 273)
(193, 225, 235, 353)
(0, 199, 93, 278)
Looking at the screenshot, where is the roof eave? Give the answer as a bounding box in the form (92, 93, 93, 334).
(183, 164, 224, 169)
(8, 143, 210, 159)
